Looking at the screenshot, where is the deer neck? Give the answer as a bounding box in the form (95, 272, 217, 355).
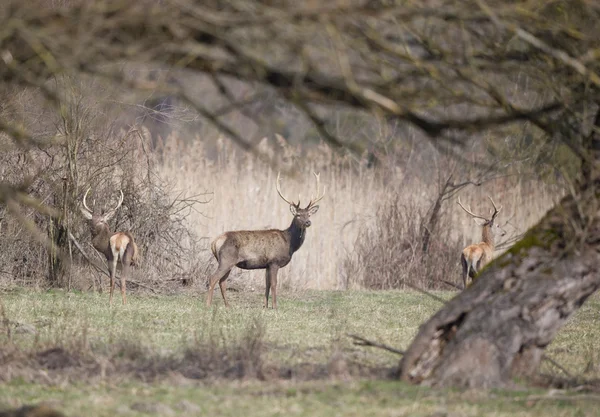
(287, 219, 306, 255)
(482, 224, 495, 250)
(91, 222, 113, 257)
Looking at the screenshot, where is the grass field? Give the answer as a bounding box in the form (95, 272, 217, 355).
(0, 289, 599, 416)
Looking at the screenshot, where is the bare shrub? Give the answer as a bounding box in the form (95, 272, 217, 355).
(0, 318, 267, 383)
(343, 193, 463, 290)
(0, 78, 206, 292)
(176, 318, 266, 380)
(0, 145, 56, 288)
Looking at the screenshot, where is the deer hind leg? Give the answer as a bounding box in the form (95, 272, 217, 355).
(120, 245, 134, 305)
(465, 254, 483, 288)
(120, 263, 128, 305)
(472, 254, 482, 275)
(471, 256, 485, 282)
(218, 271, 231, 307)
(108, 256, 118, 305)
(461, 254, 470, 290)
(207, 261, 235, 307)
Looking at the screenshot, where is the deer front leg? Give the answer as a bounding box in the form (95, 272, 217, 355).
(264, 268, 271, 308)
(268, 265, 280, 309)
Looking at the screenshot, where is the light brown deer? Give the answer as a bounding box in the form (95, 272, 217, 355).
(80, 188, 138, 305)
(458, 196, 505, 289)
(206, 172, 325, 309)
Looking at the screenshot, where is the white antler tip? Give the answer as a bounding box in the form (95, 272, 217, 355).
(82, 187, 93, 213)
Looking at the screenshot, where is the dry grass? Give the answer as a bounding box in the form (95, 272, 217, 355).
(0, 120, 563, 294)
(159, 134, 561, 291)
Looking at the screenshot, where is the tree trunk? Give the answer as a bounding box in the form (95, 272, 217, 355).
(420, 177, 448, 255)
(47, 216, 67, 286)
(398, 172, 600, 387)
(399, 105, 600, 388)
(47, 179, 70, 287)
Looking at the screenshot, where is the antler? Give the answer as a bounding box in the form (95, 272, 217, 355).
(82, 187, 93, 214)
(488, 196, 502, 220)
(102, 190, 124, 221)
(276, 172, 299, 207)
(306, 172, 326, 209)
(458, 196, 502, 222)
(457, 197, 489, 221)
(276, 172, 326, 208)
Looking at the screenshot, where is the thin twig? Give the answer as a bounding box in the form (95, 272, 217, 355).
(403, 280, 448, 304)
(440, 280, 461, 290)
(348, 334, 405, 356)
(542, 354, 573, 378)
(510, 393, 600, 402)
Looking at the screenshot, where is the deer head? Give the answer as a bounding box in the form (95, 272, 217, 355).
(457, 196, 506, 240)
(80, 188, 124, 234)
(276, 172, 325, 228)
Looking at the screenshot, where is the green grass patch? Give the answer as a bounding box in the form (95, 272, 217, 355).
(1, 379, 598, 417)
(0, 289, 598, 416)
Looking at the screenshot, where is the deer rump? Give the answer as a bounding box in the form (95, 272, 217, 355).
(460, 245, 490, 280)
(211, 230, 293, 270)
(110, 231, 138, 266)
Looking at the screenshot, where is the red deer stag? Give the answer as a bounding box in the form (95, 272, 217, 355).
(80, 188, 138, 305)
(206, 172, 325, 309)
(458, 196, 505, 289)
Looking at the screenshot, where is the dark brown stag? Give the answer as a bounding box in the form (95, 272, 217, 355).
(206, 172, 325, 309)
(80, 188, 138, 305)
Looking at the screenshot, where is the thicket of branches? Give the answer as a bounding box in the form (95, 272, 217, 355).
(0, 76, 206, 290)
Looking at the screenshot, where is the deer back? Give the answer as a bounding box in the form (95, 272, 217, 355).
(212, 229, 294, 269)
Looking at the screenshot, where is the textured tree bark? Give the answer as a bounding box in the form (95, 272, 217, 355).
(398, 175, 600, 388)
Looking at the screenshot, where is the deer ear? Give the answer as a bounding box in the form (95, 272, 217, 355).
(307, 205, 319, 215)
(289, 205, 298, 215)
(80, 206, 93, 220)
(473, 218, 486, 226)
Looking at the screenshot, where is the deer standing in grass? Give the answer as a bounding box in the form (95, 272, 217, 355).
(206, 172, 325, 309)
(80, 188, 138, 305)
(458, 196, 505, 289)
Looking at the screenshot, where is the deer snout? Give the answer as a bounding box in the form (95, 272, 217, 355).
(305, 220, 311, 227)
